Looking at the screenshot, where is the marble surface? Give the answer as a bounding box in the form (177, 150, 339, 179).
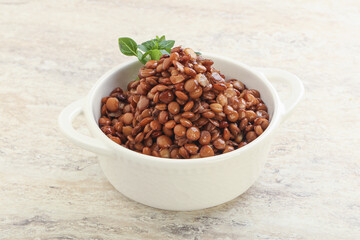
(1, 0, 359, 239)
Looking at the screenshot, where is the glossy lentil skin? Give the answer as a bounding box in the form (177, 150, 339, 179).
(99, 46, 270, 158)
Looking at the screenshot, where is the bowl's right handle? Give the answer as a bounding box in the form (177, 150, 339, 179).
(58, 98, 114, 158)
(255, 68, 304, 123)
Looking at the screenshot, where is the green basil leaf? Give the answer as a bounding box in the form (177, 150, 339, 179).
(136, 50, 144, 62)
(138, 44, 148, 52)
(153, 40, 159, 49)
(159, 40, 175, 49)
(119, 36, 176, 64)
(137, 51, 143, 58)
(141, 40, 155, 51)
(142, 51, 151, 58)
(159, 49, 169, 55)
(156, 35, 166, 42)
(141, 51, 151, 63)
(159, 35, 166, 42)
(150, 49, 162, 60)
(195, 51, 202, 55)
(118, 37, 138, 56)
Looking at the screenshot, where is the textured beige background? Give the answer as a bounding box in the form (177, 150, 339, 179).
(1, 0, 360, 239)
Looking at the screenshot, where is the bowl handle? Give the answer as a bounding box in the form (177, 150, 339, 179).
(58, 98, 114, 157)
(255, 68, 304, 123)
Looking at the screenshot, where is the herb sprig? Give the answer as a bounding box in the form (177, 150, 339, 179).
(118, 35, 175, 64)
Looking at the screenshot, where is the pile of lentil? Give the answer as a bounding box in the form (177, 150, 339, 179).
(99, 46, 270, 159)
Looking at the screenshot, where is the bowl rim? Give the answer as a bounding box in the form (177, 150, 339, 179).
(83, 53, 283, 164)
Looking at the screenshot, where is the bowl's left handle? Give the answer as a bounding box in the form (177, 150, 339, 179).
(58, 99, 114, 158)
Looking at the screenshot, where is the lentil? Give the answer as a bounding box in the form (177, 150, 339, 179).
(164, 120, 176, 129)
(184, 79, 198, 92)
(168, 101, 180, 114)
(180, 118, 193, 128)
(186, 127, 201, 141)
(246, 131, 257, 142)
(213, 138, 226, 150)
(157, 135, 172, 148)
(99, 117, 111, 126)
(174, 124, 186, 137)
(179, 146, 190, 159)
(183, 101, 194, 111)
(200, 145, 215, 157)
(184, 143, 199, 155)
(223, 145, 235, 153)
(175, 91, 188, 101)
(122, 113, 134, 125)
(106, 97, 119, 112)
(181, 112, 195, 118)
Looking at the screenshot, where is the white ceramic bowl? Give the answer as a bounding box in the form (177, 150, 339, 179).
(58, 53, 304, 211)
